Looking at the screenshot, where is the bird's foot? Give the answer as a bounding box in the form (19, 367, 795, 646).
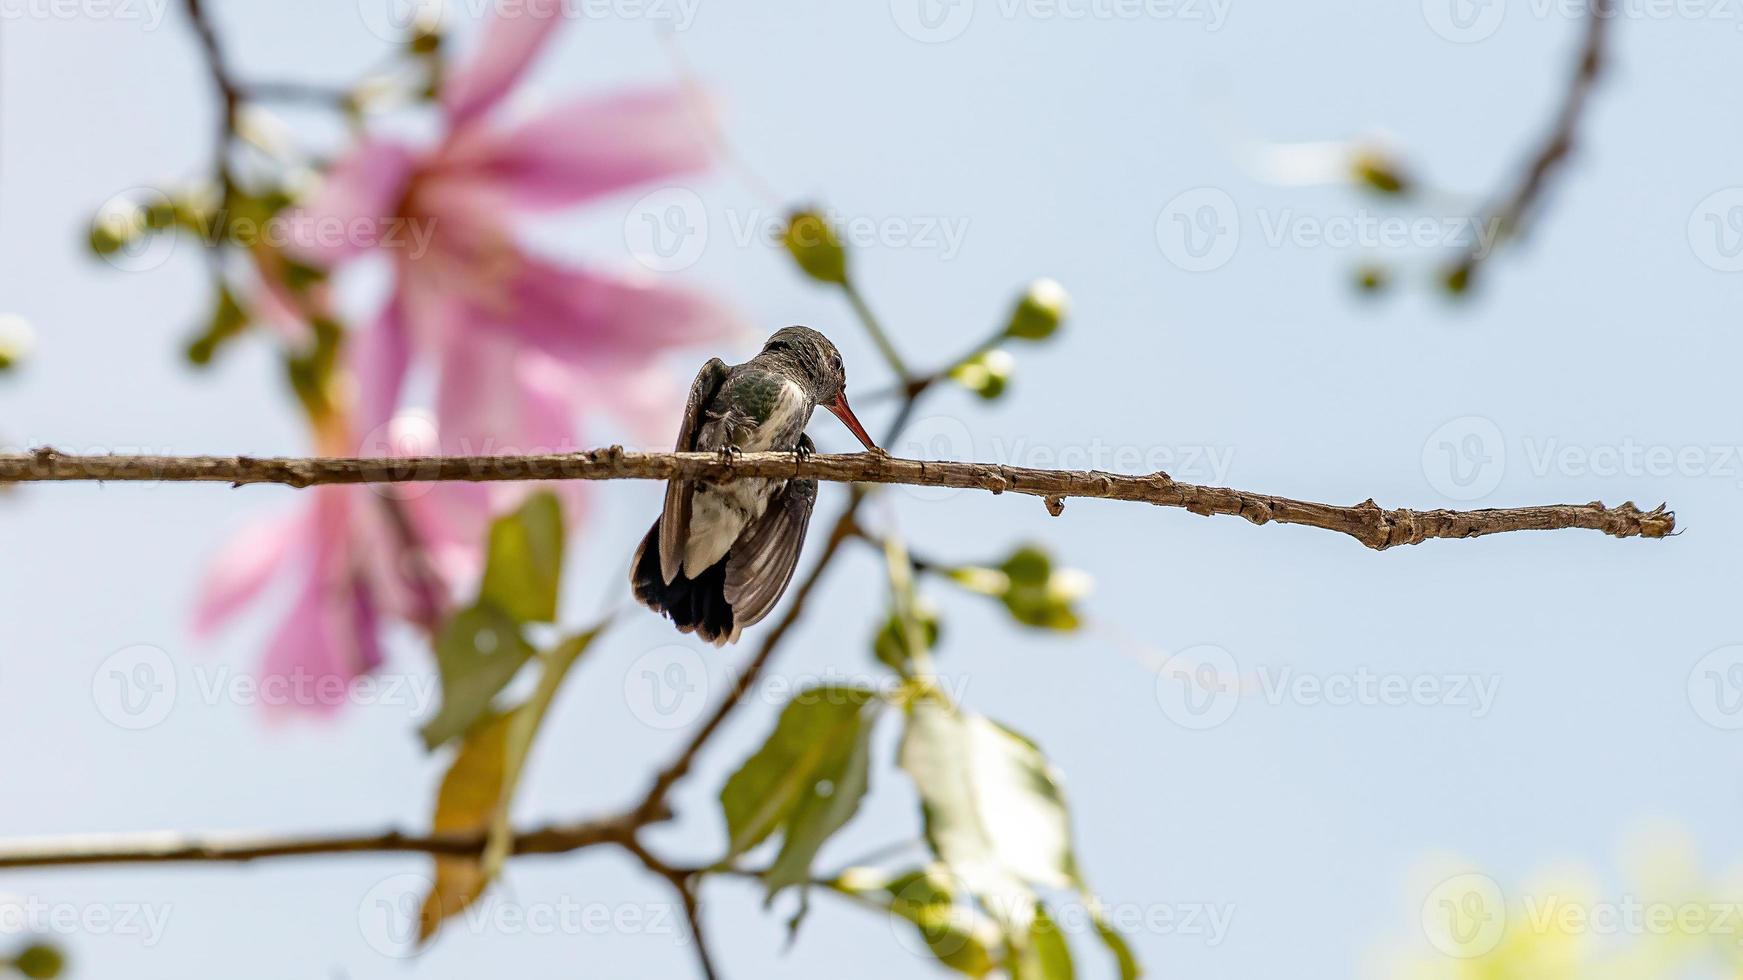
(715, 445, 743, 464)
(792, 442, 814, 463)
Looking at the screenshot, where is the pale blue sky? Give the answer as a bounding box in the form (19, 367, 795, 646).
(3, 1, 1742, 977)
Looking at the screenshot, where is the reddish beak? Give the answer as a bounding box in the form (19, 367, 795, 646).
(825, 392, 879, 452)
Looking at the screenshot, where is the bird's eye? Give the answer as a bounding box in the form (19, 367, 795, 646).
(830, 354, 842, 372)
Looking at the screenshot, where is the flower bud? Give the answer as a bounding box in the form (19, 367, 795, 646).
(1350, 147, 1410, 196)
(0, 313, 34, 373)
(1004, 278, 1068, 340)
(948, 349, 1013, 401)
(782, 209, 848, 284)
(14, 943, 65, 980)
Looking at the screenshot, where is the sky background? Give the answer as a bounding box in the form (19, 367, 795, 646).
(3, 0, 1742, 976)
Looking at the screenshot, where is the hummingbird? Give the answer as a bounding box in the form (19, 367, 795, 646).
(631, 326, 879, 645)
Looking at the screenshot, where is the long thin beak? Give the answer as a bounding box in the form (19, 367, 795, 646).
(825, 392, 879, 452)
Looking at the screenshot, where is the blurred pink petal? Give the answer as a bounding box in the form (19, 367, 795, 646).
(191, 512, 302, 637)
(585, 360, 685, 448)
(283, 140, 418, 264)
(351, 295, 411, 433)
(503, 253, 744, 366)
(258, 565, 384, 718)
(440, 89, 713, 210)
(442, 0, 568, 128)
(435, 332, 589, 526)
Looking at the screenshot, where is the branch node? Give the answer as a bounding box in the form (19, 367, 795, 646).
(1044, 495, 1065, 517)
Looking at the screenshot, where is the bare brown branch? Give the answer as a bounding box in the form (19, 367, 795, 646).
(1449, 0, 1613, 287)
(0, 446, 1674, 549)
(0, 816, 639, 870)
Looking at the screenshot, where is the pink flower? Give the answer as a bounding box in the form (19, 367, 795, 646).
(287, 0, 741, 444)
(192, 476, 451, 718)
(198, 0, 742, 716)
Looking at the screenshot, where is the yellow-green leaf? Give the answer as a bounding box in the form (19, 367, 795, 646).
(480, 492, 565, 623)
(419, 603, 536, 750)
(419, 710, 514, 941)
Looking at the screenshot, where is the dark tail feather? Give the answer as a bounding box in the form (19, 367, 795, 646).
(631, 521, 735, 645)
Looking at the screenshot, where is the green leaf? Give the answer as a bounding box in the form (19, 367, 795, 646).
(1085, 895, 1141, 980)
(419, 626, 603, 944)
(762, 698, 878, 899)
(185, 284, 250, 366)
(1015, 903, 1074, 980)
(419, 603, 536, 750)
(874, 605, 940, 673)
(900, 698, 1142, 977)
(835, 866, 998, 977)
(719, 686, 882, 891)
(480, 492, 565, 623)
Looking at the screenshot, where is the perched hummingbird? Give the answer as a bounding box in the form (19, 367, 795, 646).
(631, 326, 879, 645)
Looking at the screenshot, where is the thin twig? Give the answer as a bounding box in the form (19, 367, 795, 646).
(619, 836, 720, 980)
(1, 446, 1675, 549)
(0, 815, 640, 870)
(1449, 0, 1613, 287)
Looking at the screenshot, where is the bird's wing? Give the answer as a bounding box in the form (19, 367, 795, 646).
(723, 434, 818, 634)
(659, 357, 731, 585)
